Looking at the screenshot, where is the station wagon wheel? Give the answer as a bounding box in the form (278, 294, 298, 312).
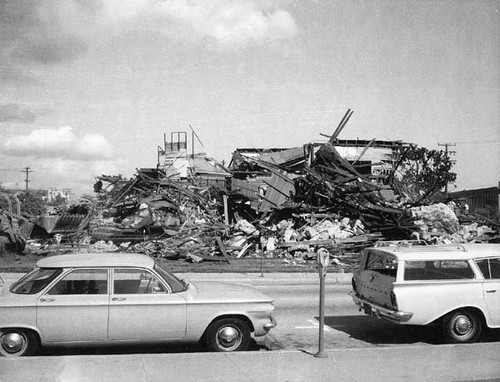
(442, 310, 483, 344)
(0, 330, 39, 357)
(206, 318, 251, 352)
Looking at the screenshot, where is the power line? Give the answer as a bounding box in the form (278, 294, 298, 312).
(454, 140, 500, 145)
(438, 143, 456, 198)
(20, 167, 33, 192)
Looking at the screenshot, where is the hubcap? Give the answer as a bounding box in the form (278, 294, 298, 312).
(454, 315, 472, 336)
(2, 333, 25, 354)
(216, 326, 241, 350)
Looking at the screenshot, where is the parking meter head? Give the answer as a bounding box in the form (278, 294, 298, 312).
(317, 248, 330, 267)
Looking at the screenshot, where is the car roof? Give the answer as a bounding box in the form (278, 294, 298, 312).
(36, 253, 155, 269)
(367, 243, 500, 261)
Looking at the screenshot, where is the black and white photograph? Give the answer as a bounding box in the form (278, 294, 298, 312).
(1, 0, 499, 381)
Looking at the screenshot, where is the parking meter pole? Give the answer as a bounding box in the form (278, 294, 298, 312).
(259, 245, 264, 277)
(315, 263, 328, 359)
(55, 234, 62, 254)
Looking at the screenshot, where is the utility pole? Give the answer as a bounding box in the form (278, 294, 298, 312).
(20, 167, 33, 192)
(438, 143, 456, 198)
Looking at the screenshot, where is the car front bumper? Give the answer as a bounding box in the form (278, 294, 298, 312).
(349, 292, 413, 323)
(263, 316, 277, 331)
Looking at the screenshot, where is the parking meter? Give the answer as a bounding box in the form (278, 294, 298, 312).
(315, 248, 329, 358)
(317, 248, 330, 277)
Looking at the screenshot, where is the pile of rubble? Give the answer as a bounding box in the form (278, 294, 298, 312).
(7, 110, 499, 269)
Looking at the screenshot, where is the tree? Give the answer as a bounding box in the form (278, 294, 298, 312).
(17, 192, 46, 216)
(393, 145, 457, 203)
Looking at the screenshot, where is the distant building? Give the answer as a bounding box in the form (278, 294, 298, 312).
(46, 188, 71, 204)
(450, 183, 500, 221)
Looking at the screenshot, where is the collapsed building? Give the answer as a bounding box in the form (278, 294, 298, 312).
(7, 111, 499, 268)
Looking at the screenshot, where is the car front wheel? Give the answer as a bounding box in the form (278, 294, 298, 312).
(0, 329, 39, 357)
(442, 310, 482, 343)
(205, 318, 251, 352)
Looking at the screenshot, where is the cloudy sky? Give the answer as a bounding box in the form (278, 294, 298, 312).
(1, 0, 499, 197)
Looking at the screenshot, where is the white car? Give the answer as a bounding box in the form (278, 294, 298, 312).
(350, 243, 500, 343)
(0, 253, 276, 357)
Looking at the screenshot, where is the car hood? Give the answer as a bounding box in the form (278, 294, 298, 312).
(188, 281, 273, 304)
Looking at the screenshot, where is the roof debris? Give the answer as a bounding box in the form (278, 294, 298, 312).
(4, 111, 498, 271)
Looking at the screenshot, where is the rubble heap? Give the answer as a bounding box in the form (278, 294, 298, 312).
(6, 111, 499, 270)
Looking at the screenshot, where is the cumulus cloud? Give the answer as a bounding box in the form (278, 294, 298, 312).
(107, 0, 298, 47)
(0, 103, 37, 123)
(2, 126, 114, 161)
(0, 0, 297, 72)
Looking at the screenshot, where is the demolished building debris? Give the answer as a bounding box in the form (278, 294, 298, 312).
(3, 111, 499, 270)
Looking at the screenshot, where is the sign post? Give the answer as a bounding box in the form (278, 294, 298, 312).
(315, 248, 329, 359)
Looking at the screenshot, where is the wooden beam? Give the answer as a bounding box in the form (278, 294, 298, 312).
(215, 236, 232, 264)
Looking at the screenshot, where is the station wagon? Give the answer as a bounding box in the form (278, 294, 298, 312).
(350, 243, 500, 343)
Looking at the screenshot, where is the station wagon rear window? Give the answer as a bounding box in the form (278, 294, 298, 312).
(404, 260, 474, 281)
(365, 252, 397, 277)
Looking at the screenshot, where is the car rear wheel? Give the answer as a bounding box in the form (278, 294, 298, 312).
(442, 310, 482, 343)
(0, 329, 39, 357)
(205, 318, 251, 352)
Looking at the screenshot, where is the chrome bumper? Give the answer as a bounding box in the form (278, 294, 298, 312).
(349, 292, 413, 323)
(264, 316, 277, 331)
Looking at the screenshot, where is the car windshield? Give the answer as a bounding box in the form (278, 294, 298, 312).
(154, 264, 187, 293)
(10, 268, 62, 294)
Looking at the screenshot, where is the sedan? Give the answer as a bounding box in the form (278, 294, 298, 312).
(0, 253, 276, 357)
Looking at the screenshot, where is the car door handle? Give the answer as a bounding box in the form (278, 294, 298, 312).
(40, 298, 55, 302)
(486, 289, 497, 293)
(112, 297, 127, 301)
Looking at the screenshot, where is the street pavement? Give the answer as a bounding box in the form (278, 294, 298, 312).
(1, 272, 500, 381)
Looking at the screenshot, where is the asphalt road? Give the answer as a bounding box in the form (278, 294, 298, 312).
(252, 276, 500, 352)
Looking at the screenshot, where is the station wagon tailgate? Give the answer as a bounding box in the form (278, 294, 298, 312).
(353, 250, 398, 310)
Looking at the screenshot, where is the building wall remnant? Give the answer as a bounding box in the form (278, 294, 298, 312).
(227, 139, 410, 213)
(450, 182, 500, 221)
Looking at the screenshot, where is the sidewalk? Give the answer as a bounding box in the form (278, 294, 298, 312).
(1, 343, 499, 381)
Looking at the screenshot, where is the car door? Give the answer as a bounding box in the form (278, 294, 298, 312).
(476, 258, 500, 325)
(107, 268, 187, 341)
(36, 268, 109, 343)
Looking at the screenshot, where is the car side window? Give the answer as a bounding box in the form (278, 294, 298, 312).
(476, 258, 500, 280)
(404, 260, 474, 280)
(47, 269, 108, 295)
(113, 268, 166, 294)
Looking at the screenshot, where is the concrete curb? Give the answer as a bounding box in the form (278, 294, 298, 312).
(1, 342, 499, 381)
